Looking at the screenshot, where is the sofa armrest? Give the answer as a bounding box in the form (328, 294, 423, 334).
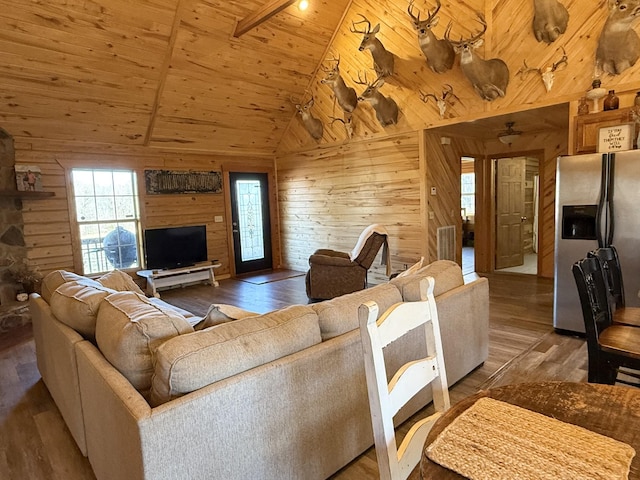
(434, 277, 490, 386)
(76, 341, 151, 480)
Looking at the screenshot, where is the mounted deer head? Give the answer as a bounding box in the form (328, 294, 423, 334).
(447, 13, 510, 101)
(532, 0, 569, 43)
(516, 47, 568, 92)
(596, 0, 640, 75)
(320, 56, 358, 114)
(407, 0, 455, 73)
(291, 96, 323, 141)
(419, 84, 460, 118)
(353, 72, 399, 127)
(350, 14, 395, 77)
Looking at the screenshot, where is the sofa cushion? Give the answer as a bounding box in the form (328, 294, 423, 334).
(194, 303, 258, 330)
(95, 291, 194, 397)
(41, 270, 86, 303)
(312, 283, 402, 341)
(49, 279, 117, 340)
(97, 269, 145, 295)
(149, 304, 321, 406)
(391, 260, 463, 301)
(149, 298, 201, 327)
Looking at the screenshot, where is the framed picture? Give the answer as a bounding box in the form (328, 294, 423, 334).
(14, 165, 43, 192)
(597, 123, 635, 152)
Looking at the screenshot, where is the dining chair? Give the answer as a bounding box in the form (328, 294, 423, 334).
(358, 276, 450, 480)
(588, 246, 640, 327)
(572, 256, 640, 386)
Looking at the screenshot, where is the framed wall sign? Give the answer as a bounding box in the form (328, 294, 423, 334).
(597, 123, 635, 152)
(144, 170, 222, 194)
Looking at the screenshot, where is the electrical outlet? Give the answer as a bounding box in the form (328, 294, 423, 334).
(214, 215, 223, 223)
(429, 211, 435, 220)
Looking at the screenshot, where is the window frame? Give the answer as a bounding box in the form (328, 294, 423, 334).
(68, 167, 142, 276)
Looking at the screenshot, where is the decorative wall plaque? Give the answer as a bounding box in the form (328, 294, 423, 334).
(144, 170, 222, 194)
(597, 123, 635, 152)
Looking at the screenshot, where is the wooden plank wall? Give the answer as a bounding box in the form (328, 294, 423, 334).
(423, 133, 484, 265)
(278, 0, 640, 153)
(14, 139, 275, 277)
(276, 132, 422, 283)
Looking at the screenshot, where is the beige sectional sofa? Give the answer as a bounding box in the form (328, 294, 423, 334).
(30, 260, 489, 480)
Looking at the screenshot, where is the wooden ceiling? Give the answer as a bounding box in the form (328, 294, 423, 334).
(0, 1, 597, 155)
(429, 103, 569, 140)
(0, 0, 350, 154)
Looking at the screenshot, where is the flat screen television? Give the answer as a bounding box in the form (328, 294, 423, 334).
(143, 225, 208, 270)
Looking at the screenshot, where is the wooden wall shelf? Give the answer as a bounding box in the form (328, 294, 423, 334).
(575, 107, 635, 154)
(0, 190, 55, 198)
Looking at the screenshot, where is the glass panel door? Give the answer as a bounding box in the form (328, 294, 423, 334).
(229, 172, 272, 274)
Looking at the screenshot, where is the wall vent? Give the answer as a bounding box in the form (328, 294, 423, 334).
(437, 226, 456, 261)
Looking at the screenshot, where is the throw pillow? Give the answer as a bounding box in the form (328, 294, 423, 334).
(195, 303, 258, 330)
(49, 279, 117, 340)
(97, 269, 145, 295)
(41, 270, 86, 303)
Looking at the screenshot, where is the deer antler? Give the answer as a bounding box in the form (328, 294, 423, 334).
(516, 60, 540, 80)
(442, 84, 461, 105)
(419, 91, 438, 103)
(551, 47, 568, 72)
(407, 0, 421, 24)
(350, 14, 372, 34)
(351, 71, 371, 86)
(429, 0, 442, 22)
(448, 12, 487, 46)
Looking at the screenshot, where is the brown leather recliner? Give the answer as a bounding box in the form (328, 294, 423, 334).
(305, 225, 390, 300)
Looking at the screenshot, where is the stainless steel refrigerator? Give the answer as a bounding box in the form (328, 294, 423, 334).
(554, 151, 640, 334)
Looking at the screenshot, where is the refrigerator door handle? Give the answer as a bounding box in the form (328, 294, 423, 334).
(596, 154, 609, 248)
(607, 153, 616, 247)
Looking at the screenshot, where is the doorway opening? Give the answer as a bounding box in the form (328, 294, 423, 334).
(494, 156, 539, 275)
(229, 172, 273, 275)
(461, 156, 476, 276)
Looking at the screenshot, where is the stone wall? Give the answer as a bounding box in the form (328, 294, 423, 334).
(0, 129, 27, 306)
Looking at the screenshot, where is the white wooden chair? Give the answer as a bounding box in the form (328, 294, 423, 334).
(358, 276, 450, 480)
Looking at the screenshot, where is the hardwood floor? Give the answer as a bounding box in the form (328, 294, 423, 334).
(0, 272, 588, 480)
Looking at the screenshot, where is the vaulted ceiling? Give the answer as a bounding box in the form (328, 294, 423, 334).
(1, 0, 350, 154)
(1, 0, 604, 155)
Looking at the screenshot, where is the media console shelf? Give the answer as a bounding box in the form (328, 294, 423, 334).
(137, 263, 221, 298)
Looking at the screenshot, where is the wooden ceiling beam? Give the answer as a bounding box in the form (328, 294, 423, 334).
(233, 0, 297, 37)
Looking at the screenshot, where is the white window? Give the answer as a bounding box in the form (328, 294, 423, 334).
(71, 169, 140, 275)
(461, 172, 475, 217)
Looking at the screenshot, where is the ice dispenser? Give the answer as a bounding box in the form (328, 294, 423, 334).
(561, 205, 597, 240)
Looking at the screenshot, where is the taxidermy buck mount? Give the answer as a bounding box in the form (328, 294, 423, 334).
(517, 47, 568, 92)
(353, 72, 399, 127)
(532, 0, 569, 43)
(407, 0, 455, 73)
(291, 96, 323, 140)
(596, 0, 640, 75)
(350, 15, 395, 77)
(419, 84, 460, 118)
(447, 13, 510, 101)
(320, 56, 358, 115)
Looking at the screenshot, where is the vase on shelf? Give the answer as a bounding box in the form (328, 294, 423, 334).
(585, 79, 607, 113)
(603, 90, 619, 111)
(577, 97, 589, 115)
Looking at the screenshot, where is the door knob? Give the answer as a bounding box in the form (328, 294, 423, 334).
(521, 216, 528, 222)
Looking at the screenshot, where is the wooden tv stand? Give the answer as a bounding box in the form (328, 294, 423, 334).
(137, 263, 221, 298)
